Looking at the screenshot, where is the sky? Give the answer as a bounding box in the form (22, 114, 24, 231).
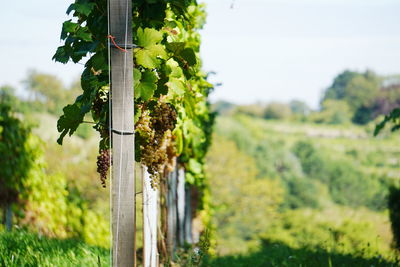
(1, 0, 400, 108)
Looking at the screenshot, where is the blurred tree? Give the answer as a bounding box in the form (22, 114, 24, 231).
(19, 71, 92, 139)
(290, 100, 310, 116)
(323, 70, 360, 100)
(23, 70, 81, 114)
(310, 99, 352, 125)
(0, 86, 19, 107)
(343, 71, 380, 112)
(234, 104, 265, 118)
(264, 102, 292, 120)
(0, 87, 35, 230)
(321, 70, 381, 124)
(212, 101, 236, 115)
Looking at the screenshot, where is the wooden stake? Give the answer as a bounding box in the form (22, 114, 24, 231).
(184, 186, 193, 244)
(143, 166, 159, 267)
(177, 167, 185, 246)
(109, 0, 135, 266)
(167, 164, 178, 257)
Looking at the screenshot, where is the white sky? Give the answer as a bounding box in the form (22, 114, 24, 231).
(1, 0, 400, 108)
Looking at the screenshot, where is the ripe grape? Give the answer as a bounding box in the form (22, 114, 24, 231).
(97, 149, 110, 188)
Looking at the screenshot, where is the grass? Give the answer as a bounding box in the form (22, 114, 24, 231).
(0, 231, 110, 267)
(205, 241, 400, 267)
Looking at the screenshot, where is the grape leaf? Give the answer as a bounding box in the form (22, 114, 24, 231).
(75, 27, 92, 42)
(53, 47, 70, 64)
(137, 28, 163, 48)
(181, 48, 197, 66)
(135, 44, 167, 69)
(57, 104, 85, 144)
(135, 71, 158, 101)
(166, 78, 185, 96)
(166, 42, 185, 53)
(68, 2, 96, 16)
(135, 49, 159, 69)
(166, 59, 183, 78)
(133, 69, 142, 87)
(135, 28, 167, 68)
(134, 107, 142, 124)
(184, 94, 196, 118)
(150, 44, 168, 59)
(61, 20, 78, 39)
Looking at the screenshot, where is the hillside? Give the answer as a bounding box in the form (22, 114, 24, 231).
(206, 113, 400, 265)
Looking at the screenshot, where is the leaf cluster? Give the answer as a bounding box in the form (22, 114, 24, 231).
(53, 1, 214, 191)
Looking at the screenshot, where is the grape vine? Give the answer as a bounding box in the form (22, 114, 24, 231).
(53, 0, 214, 206)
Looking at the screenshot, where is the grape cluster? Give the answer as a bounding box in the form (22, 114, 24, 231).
(137, 102, 177, 188)
(92, 96, 104, 118)
(136, 109, 153, 140)
(96, 149, 110, 188)
(151, 103, 177, 133)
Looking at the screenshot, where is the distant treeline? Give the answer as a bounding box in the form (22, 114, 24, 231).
(1, 71, 92, 139)
(215, 69, 400, 125)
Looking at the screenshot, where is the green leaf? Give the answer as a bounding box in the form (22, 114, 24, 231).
(181, 48, 197, 66)
(134, 107, 142, 124)
(135, 28, 167, 68)
(142, 71, 158, 83)
(75, 41, 99, 56)
(374, 108, 400, 136)
(66, 4, 75, 15)
(61, 20, 78, 39)
(66, 3, 95, 16)
(137, 28, 163, 48)
(149, 44, 168, 60)
(90, 52, 106, 70)
(186, 172, 195, 184)
(136, 83, 156, 101)
(57, 104, 85, 144)
(135, 71, 158, 101)
(184, 94, 196, 118)
(174, 128, 184, 154)
(165, 20, 178, 28)
(135, 49, 159, 69)
(166, 42, 185, 53)
(53, 46, 69, 64)
(166, 59, 183, 78)
(74, 2, 96, 16)
(166, 78, 185, 96)
(75, 27, 92, 42)
(133, 69, 142, 87)
(135, 44, 167, 69)
(188, 159, 202, 174)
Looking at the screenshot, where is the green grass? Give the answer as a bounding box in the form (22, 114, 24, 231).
(0, 231, 110, 267)
(205, 241, 400, 267)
